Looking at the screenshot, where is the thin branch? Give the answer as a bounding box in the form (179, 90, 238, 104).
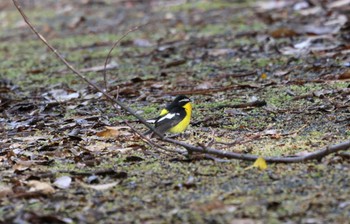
(214, 100, 267, 110)
(103, 24, 147, 91)
(163, 138, 350, 163)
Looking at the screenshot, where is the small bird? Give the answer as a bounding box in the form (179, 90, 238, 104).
(146, 95, 192, 137)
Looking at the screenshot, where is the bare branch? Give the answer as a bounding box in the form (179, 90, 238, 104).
(103, 24, 147, 91)
(164, 138, 350, 163)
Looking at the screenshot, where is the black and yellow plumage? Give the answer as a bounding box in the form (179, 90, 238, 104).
(146, 95, 192, 136)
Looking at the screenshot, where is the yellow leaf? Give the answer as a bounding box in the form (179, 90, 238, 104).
(261, 73, 267, 79)
(253, 157, 267, 170)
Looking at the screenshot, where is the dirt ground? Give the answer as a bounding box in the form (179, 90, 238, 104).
(1, 0, 350, 223)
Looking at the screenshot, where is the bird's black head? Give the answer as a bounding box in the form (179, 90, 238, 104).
(173, 95, 191, 107)
(165, 95, 191, 110)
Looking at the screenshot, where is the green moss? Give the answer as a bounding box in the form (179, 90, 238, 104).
(198, 24, 231, 36)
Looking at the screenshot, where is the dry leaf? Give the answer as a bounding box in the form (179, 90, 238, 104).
(79, 61, 118, 73)
(230, 219, 263, 224)
(27, 180, 55, 195)
(0, 186, 14, 198)
(256, 0, 290, 10)
(196, 81, 214, 90)
(269, 28, 297, 38)
(79, 181, 119, 191)
(338, 69, 350, 80)
(85, 142, 113, 152)
(328, 0, 350, 9)
(245, 157, 268, 171)
(53, 176, 72, 189)
(45, 89, 79, 102)
(253, 157, 268, 170)
(208, 48, 235, 57)
(133, 38, 153, 47)
(96, 126, 131, 138)
(13, 162, 32, 172)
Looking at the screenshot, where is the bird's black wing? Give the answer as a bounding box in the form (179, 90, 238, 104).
(154, 112, 184, 134)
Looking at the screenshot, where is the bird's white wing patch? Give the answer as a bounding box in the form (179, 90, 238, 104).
(157, 113, 179, 122)
(178, 98, 190, 103)
(146, 119, 157, 123)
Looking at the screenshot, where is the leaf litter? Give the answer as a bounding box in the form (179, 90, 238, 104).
(0, 0, 350, 223)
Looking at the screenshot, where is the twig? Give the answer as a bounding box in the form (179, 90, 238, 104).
(214, 100, 267, 110)
(103, 25, 147, 91)
(163, 138, 350, 163)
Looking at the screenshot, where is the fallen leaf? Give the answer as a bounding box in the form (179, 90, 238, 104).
(133, 38, 153, 47)
(79, 181, 119, 191)
(13, 162, 32, 172)
(230, 219, 263, 224)
(196, 81, 214, 90)
(0, 186, 14, 198)
(27, 180, 55, 195)
(246, 157, 268, 171)
(96, 126, 131, 138)
(53, 176, 72, 189)
(256, 0, 291, 10)
(79, 61, 118, 73)
(264, 129, 277, 135)
(85, 142, 113, 152)
(19, 211, 69, 224)
(44, 89, 79, 102)
(328, 0, 350, 9)
(269, 28, 297, 38)
(68, 15, 85, 29)
(281, 36, 340, 55)
(208, 48, 235, 57)
(338, 69, 350, 80)
(295, 150, 312, 156)
(253, 157, 268, 170)
(296, 24, 339, 35)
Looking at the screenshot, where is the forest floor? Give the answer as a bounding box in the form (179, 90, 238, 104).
(1, 0, 350, 223)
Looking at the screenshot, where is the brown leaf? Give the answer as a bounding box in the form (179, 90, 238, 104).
(0, 186, 14, 198)
(96, 126, 131, 138)
(338, 69, 350, 80)
(68, 15, 85, 29)
(13, 160, 33, 171)
(270, 28, 297, 38)
(85, 142, 113, 152)
(230, 219, 263, 224)
(27, 180, 55, 195)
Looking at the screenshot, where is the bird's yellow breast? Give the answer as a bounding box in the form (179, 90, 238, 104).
(169, 102, 192, 133)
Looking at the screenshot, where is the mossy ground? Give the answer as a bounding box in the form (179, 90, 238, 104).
(1, 1, 349, 223)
